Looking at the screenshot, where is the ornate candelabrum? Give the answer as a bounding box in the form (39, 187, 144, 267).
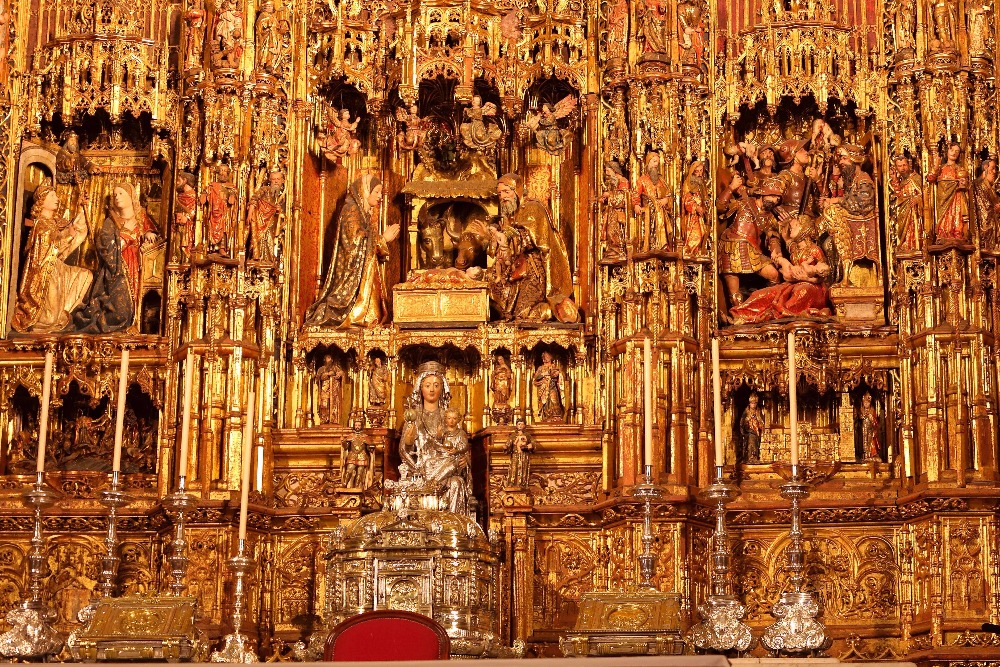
(98, 470, 131, 598)
(632, 465, 661, 588)
(0, 472, 63, 659)
(210, 538, 258, 663)
(688, 465, 754, 653)
(762, 465, 829, 655)
(164, 478, 199, 596)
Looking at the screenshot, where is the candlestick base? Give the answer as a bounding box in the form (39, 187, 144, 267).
(631, 468, 662, 590)
(0, 604, 63, 659)
(760, 591, 828, 655)
(97, 475, 132, 599)
(210, 632, 258, 664)
(761, 474, 829, 656)
(210, 553, 258, 663)
(0, 479, 62, 659)
(688, 595, 754, 653)
(688, 476, 753, 654)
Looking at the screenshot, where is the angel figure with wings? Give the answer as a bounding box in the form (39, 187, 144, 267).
(526, 95, 577, 155)
(319, 108, 362, 164)
(460, 95, 503, 152)
(395, 103, 429, 152)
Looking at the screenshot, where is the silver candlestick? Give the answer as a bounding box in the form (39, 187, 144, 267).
(688, 465, 753, 653)
(164, 477, 199, 596)
(0, 472, 63, 659)
(631, 465, 661, 589)
(762, 465, 828, 655)
(98, 470, 131, 598)
(210, 539, 258, 663)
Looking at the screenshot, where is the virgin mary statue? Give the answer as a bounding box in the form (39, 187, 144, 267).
(397, 361, 475, 518)
(304, 174, 399, 328)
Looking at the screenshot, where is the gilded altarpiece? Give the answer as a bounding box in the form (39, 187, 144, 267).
(0, 0, 996, 663)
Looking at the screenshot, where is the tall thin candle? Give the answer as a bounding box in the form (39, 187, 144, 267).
(788, 332, 798, 467)
(711, 338, 723, 467)
(238, 390, 256, 541)
(112, 349, 130, 472)
(643, 336, 654, 468)
(36, 351, 55, 474)
(178, 349, 195, 484)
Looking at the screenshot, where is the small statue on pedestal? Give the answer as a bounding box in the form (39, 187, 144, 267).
(341, 416, 373, 490)
(315, 355, 344, 426)
(504, 419, 535, 488)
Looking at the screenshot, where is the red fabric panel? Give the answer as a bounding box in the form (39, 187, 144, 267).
(332, 618, 446, 662)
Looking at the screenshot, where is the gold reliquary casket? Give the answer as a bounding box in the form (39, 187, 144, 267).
(67, 595, 207, 662)
(315, 495, 505, 658)
(392, 269, 489, 327)
(560, 590, 685, 657)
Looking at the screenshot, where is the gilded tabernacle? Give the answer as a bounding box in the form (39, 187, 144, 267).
(0, 0, 997, 664)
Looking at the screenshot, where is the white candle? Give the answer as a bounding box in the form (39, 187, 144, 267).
(711, 338, 723, 467)
(112, 348, 130, 473)
(178, 349, 195, 484)
(238, 390, 256, 541)
(787, 332, 798, 467)
(643, 336, 654, 468)
(36, 351, 55, 474)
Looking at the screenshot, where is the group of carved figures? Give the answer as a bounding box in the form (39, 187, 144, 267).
(174, 162, 286, 262)
(12, 178, 158, 334)
(737, 391, 884, 463)
(889, 143, 999, 253)
(183, 0, 291, 79)
(604, 0, 706, 71)
(599, 152, 710, 263)
(304, 172, 578, 327)
(710, 120, 884, 324)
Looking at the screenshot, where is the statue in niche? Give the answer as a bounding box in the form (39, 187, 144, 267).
(677, 2, 705, 70)
(854, 393, 883, 461)
(728, 214, 832, 324)
(397, 362, 475, 517)
(306, 175, 400, 327)
(718, 182, 783, 317)
(968, 0, 994, 60)
(635, 152, 673, 253)
(533, 351, 565, 422)
(247, 168, 285, 262)
(11, 183, 93, 333)
(490, 354, 514, 424)
(605, 0, 629, 62)
(525, 96, 576, 156)
(459, 96, 503, 153)
(73, 182, 157, 333)
(201, 162, 237, 256)
(637, 0, 669, 57)
(319, 108, 362, 164)
(889, 155, 923, 253)
(183, 1, 207, 70)
(600, 161, 630, 264)
(395, 104, 429, 152)
(495, 173, 578, 323)
(368, 356, 388, 406)
(887, 0, 916, 58)
(315, 354, 345, 425)
(973, 157, 999, 250)
(174, 172, 198, 261)
(819, 143, 880, 285)
(739, 392, 764, 463)
(341, 416, 373, 489)
(254, 0, 279, 76)
(926, 141, 970, 242)
(681, 160, 709, 256)
(211, 0, 244, 69)
(928, 0, 957, 50)
(504, 418, 535, 488)
(55, 133, 92, 186)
